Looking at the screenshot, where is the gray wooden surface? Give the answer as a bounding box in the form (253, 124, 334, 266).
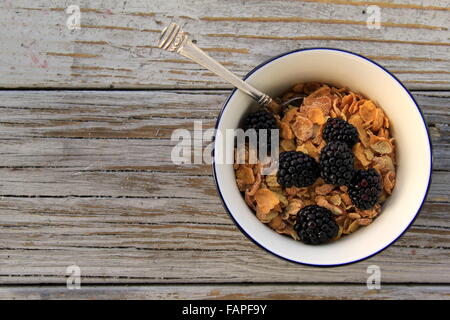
(0, 0, 449, 300)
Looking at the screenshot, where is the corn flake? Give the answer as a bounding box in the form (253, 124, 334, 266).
(383, 171, 396, 194)
(359, 100, 377, 123)
(307, 107, 326, 124)
(255, 188, 280, 215)
(370, 134, 394, 154)
(280, 121, 294, 139)
(291, 115, 314, 142)
(236, 165, 255, 185)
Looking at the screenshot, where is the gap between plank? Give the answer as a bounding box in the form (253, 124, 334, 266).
(0, 282, 449, 287)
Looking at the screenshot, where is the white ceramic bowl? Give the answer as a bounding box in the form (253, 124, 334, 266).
(212, 48, 432, 266)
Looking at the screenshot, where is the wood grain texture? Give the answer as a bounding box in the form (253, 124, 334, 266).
(1, 284, 449, 300)
(0, 90, 447, 171)
(0, 0, 449, 89)
(0, 197, 448, 285)
(0, 0, 449, 300)
(0, 90, 448, 288)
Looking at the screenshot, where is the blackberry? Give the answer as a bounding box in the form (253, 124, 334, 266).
(294, 205, 339, 245)
(277, 151, 320, 188)
(322, 118, 359, 147)
(319, 141, 354, 186)
(243, 110, 278, 148)
(348, 169, 382, 210)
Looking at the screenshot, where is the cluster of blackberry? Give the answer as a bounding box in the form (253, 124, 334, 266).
(243, 111, 383, 245)
(272, 117, 381, 210)
(319, 118, 382, 211)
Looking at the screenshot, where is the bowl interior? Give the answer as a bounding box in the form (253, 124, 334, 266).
(213, 49, 432, 266)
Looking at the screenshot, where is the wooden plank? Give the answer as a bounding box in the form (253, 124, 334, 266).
(0, 0, 449, 89)
(0, 198, 447, 251)
(0, 246, 448, 284)
(0, 284, 448, 300)
(0, 168, 446, 201)
(0, 89, 447, 285)
(0, 196, 448, 284)
(0, 137, 447, 173)
(0, 197, 447, 229)
(0, 90, 447, 172)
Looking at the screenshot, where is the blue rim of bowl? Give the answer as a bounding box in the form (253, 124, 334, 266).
(212, 47, 433, 267)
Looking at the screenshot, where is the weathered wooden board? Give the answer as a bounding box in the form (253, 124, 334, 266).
(0, 176, 447, 285)
(0, 89, 447, 286)
(0, 284, 449, 300)
(0, 197, 447, 249)
(0, 90, 447, 171)
(0, 168, 447, 200)
(0, 0, 449, 300)
(0, 137, 447, 173)
(0, 0, 449, 89)
(0, 242, 448, 284)
(0, 197, 447, 230)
